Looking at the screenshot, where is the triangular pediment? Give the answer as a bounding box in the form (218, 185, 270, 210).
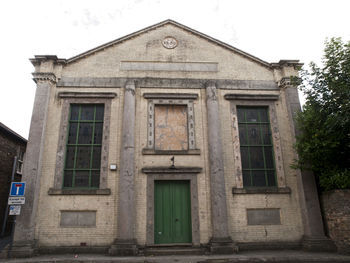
(30, 20, 303, 82)
(67, 19, 271, 68)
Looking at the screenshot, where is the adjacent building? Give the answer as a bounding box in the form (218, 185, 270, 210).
(0, 123, 26, 237)
(10, 20, 335, 257)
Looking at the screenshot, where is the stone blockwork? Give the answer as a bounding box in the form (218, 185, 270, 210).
(35, 87, 121, 248)
(322, 190, 350, 254)
(221, 88, 303, 244)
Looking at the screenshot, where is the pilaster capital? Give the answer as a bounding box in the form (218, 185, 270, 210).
(125, 79, 136, 94)
(278, 77, 292, 88)
(205, 81, 218, 101)
(278, 76, 301, 89)
(32, 72, 57, 84)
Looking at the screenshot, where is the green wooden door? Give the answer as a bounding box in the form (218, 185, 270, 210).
(154, 180, 192, 244)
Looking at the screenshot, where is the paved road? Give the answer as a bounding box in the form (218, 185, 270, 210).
(1, 250, 350, 263)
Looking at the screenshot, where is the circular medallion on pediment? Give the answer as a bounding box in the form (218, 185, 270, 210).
(162, 36, 178, 49)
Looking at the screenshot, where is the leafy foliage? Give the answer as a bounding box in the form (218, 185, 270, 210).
(295, 38, 350, 191)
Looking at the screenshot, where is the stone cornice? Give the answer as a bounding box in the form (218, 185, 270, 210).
(271, 60, 303, 69)
(232, 187, 291, 194)
(142, 149, 201, 155)
(56, 77, 279, 90)
(224, 94, 279, 100)
(142, 166, 202, 174)
(143, 93, 198, 99)
(30, 55, 66, 67)
(32, 72, 57, 84)
(48, 188, 111, 195)
(57, 91, 117, 99)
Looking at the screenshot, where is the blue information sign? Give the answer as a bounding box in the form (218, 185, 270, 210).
(10, 182, 26, 197)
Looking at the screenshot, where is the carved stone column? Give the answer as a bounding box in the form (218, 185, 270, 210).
(109, 80, 138, 256)
(206, 82, 236, 254)
(280, 77, 336, 251)
(10, 72, 56, 257)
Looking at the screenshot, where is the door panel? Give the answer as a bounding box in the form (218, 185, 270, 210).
(154, 180, 192, 244)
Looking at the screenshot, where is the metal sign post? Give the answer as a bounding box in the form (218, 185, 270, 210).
(0, 156, 26, 258)
(7, 216, 16, 259)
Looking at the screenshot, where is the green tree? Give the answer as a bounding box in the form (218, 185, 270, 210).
(296, 37, 350, 191)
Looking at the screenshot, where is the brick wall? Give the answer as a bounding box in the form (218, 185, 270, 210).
(0, 131, 26, 236)
(322, 190, 350, 254)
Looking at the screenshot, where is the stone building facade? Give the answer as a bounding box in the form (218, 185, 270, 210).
(0, 123, 26, 237)
(11, 20, 335, 257)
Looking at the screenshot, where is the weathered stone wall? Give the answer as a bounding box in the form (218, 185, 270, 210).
(62, 24, 274, 81)
(219, 89, 303, 243)
(322, 190, 350, 254)
(31, 22, 305, 250)
(35, 84, 304, 247)
(35, 87, 122, 247)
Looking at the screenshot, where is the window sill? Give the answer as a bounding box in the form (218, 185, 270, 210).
(232, 187, 291, 194)
(142, 148, 201, 155)
(48, 188, 111, 195)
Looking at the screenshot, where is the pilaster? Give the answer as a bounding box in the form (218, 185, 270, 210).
(10, 71, 56, 258)
(205, 82, 237, 254)
(109, 80, 138, 256)
(279, 77, 336, 252)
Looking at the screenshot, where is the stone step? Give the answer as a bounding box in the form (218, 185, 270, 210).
(143, 245, 207, 256)
(0, 241, 10, 259)
(0, 246, 8, 259)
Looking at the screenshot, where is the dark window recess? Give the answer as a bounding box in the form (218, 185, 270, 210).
(237, 107, 276, 187)
(63, 104, 104, 188)
(16, 151, 25, 174)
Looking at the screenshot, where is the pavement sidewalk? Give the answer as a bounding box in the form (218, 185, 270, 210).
(0, 250, 350, 263)
(0, 237, 11, 254)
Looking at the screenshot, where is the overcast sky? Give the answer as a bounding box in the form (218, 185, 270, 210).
(0, 0, 349, 138)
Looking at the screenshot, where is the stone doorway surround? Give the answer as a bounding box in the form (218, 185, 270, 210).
(141, 167, 202, 247)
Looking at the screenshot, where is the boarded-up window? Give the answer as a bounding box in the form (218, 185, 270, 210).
(154, 105, 188, 151)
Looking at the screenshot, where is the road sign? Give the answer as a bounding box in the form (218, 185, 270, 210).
(8, 197, 25, 205)
(9, 205, 21, 215)
(10, 182, 26, 197)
